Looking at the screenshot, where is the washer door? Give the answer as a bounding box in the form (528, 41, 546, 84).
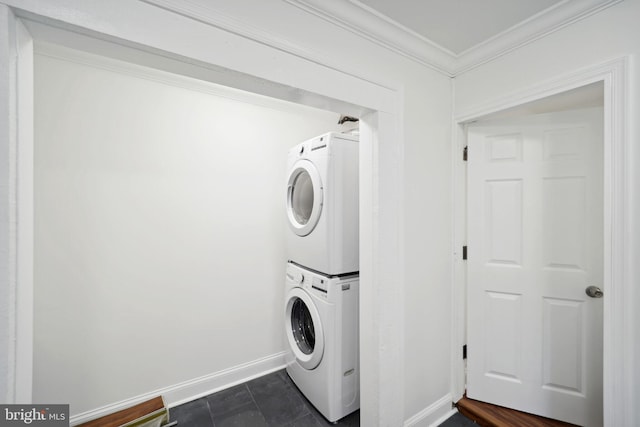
(285, 288, 324, 370)
(286, 160, 323, 236)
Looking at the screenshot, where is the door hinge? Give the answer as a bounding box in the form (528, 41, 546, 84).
(462, 246, 467, 260)
(463, 146, 468, 161)
(463, 344, 467, 360)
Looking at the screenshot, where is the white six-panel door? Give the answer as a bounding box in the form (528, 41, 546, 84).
(466, 108, 603, 426)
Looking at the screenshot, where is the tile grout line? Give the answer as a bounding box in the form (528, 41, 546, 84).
(203, 396, 216, 427)
(244, 382, 271, 425)
(279, 371, 319, 425)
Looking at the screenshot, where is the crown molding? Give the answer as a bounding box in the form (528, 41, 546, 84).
(286, 0, 624, 76)
(454, 0, 624, 73)
(283, 0, 456, 76)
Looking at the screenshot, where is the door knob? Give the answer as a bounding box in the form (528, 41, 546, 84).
(585, 286, 603, 298)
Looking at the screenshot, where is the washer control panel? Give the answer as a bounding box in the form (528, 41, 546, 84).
(286, 268, 305, 285)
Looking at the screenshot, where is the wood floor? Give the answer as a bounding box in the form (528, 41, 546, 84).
(77, 396, 166, 427)
(456, 396, 579, 427)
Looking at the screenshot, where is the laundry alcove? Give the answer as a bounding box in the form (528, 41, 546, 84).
(33, 39, 347, 413)
(4, 7, 408, 426)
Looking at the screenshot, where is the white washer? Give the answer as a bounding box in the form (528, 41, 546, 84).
(284, 262, 359, 422)
(285, 132, 358, 275)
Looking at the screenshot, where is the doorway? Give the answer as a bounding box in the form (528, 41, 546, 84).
(452, 61, 630, 427)
(466, 96, 604, 426)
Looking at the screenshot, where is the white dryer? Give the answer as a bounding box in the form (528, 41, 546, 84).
(284, 262, 359, 422)
(285, 132, 358, 275)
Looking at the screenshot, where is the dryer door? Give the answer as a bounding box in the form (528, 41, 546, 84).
(286, 160, 323, 236)
(285, 287, 324, 370)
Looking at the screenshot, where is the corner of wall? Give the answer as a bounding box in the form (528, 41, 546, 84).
(403, 394, 453, 427)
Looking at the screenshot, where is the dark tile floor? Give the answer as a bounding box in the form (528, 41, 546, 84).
(169, 369, 359, 426)
(169, 368, 476, 426)
(439, 412, 478, 426)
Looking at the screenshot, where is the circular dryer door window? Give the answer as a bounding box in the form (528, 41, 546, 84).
(287, 160, 323, 236)
(285, 288, 324, 369)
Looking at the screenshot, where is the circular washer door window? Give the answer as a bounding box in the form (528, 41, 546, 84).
(286, 160, 323, 236)
(285, 288, 324, 369)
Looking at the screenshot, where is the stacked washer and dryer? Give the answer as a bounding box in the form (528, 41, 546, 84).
(283, 131, 360, 422)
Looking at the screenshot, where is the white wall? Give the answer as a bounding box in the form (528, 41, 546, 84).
(0, 0, 454, 424)
(32, 46, 342, 415)
(0, 4, 15, 406)
(454, 0, 639, 424)
(402, 80, 453, 419)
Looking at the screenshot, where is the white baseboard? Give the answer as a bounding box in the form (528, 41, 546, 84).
(429, 408, 458, 427)
(404, 394, 454, 427)
(70, 351, 287, 425)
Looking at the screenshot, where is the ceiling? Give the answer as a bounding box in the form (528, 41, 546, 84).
(357, 0, 563, 55)
(288, 0, 621, 75)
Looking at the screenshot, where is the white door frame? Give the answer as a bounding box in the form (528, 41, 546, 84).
(451, 57, 630, 426)
(0, 3, 406, 425)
